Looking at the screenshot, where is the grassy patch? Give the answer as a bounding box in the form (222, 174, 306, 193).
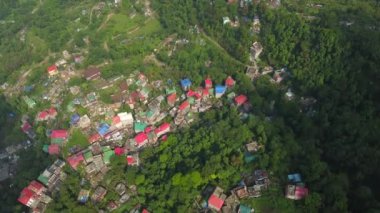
(106, 13, 145, 35)
(240, 187, 298, 213)
(63, 129, 89, 156)
(128, 18, 163, 37)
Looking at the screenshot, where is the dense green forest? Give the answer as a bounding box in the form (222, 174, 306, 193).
(0, 0, 379, 212)
(149, 0, 380, 212)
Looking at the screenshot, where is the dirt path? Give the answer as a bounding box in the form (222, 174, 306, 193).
(4, 54, 52, 97)
(103, 41, 109, 52)
(144, 53, 165, 67)
(202, 33, 247, 67)
(89, 7, 95, 24)
(97, 13, 114, 32)
(144, 0, 153, 17)
(127, 26, 140, 35)
(32, 0, 43, 14)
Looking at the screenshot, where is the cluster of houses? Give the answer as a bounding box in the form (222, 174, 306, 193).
(197, 170, 269, 213)
(16, 57, 251, 212)
(198, 170, 307, 211)
(17, 160, 66, 213)
(285, 173, 309, 200)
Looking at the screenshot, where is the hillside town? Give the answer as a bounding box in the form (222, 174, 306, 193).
(0, 0, 321, 212)
(15, 48, 261, 212)
(10, 10, 314, 213)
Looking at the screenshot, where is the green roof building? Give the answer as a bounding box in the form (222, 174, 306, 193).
(227, 92, 236, 100)
(37, 174, 49, 186)
(87, 93, 97, 102)
(188, 97, 195, 105)
(84, 151, 93, 162)
(51, 138, 65, 145)
(244, 152, 257, 163)
(146, 110, 155, 119)
(239, 205, 253, 213)
(102, 146, 111, 153)
(208, 88, 214, 96)
(42, 145, 49, 153)
(165, 87, 176, 95)
(23, 96, 36, 108)
(67, 102, 75, 112)
(140, 87, 151, 97)
(103, 150, 114, 164)
(134, 122, 147, 133)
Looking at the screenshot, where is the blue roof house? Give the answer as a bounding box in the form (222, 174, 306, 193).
(180, 78, 192, 91)
(215, 85, 226, 98)
(97, 123, 110, 137)
(70, 114, 81, 125)
(288, 173, 302, 183)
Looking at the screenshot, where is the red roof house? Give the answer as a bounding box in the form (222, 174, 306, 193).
(37, 107, 58, 121)
(205, 78, 213, 89)
(89, 133, 101, 144)
(154, 123, 170, 138)
(18, 188, 38, 207)
(37, 111, 49, 121)
(187, 89, 196, 97)
(295, 187, 309, 199)
(178, 100, 190, 111)
(194, 92, 202, 100)
(225, 76, 235, 87)
(202, 88, 209, 97)
(134, 133, 148, 148)
(51, 130, 68, 139)
(160, 135, 168, 142)
(67, 153, 85, 170)
(144, 126, 153, 133)
(21, 122, 32, 133)
(167, 93, 177, 106)
(112, 116, 122, 128)
(234, 95, 248, 106)
(48, 144, 60, 155)
(28, 181, 45, 195)
(114, 147, 125, 156)
(48, 107, 57, 117)
(286, 185, 309, 200)
(208, 194, 224, 211)
(126, 155, 138, 166)
(142, 209, 150, 213)
(47, 65, 58, 76)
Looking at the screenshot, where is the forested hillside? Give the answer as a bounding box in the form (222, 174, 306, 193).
(147, 0, 380, 212)
(0, 0, 379, 212)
